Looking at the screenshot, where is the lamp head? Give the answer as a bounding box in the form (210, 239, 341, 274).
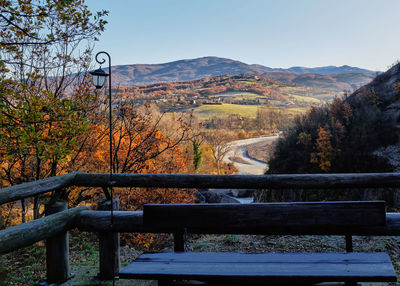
(89, 67, 109, 89)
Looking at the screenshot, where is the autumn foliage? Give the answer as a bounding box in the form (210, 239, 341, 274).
(268, 95, 397, 174)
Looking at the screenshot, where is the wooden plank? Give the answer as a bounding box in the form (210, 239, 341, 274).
(74, 172, 400, 189)
(119, 252, 396, 283)
(0, 206, 87, 255)
(143, 202, 386, 231)
(0, 172, 78, 205)
(76, 211, 400, 236)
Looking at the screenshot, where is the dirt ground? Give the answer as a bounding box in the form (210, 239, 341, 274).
(244, 139, 276, 163)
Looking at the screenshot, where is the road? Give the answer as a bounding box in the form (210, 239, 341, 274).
(223, 135, 279, 175)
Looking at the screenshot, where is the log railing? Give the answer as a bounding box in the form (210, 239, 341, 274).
(1, 172, 400, 283)
(2, 172, 400, 206)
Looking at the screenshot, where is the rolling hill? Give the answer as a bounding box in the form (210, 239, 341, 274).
(349, 63, 400, 108)
(109, 56, 376, 92)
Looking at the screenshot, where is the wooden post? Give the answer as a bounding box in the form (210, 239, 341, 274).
(173, 230, 185, 252)
(346, 234, 353, 252)
(97, 198, 120, 280)
(45, 200, 70, 284)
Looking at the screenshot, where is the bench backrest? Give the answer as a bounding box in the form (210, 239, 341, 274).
(143, 201, 386, 235)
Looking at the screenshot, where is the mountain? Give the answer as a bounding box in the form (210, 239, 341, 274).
(277, 65, 376, 75)
(349, 63, 400, 108)
(109, 56, 377, 91)
(263, 72, 375, 92)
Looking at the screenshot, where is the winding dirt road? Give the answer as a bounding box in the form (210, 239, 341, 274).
(223, 135, 279, 175)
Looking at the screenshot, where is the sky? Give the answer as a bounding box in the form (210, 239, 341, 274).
(85, 0, 400, 71)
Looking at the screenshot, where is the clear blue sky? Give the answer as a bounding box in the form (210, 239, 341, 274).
(85, 0, 400, 71)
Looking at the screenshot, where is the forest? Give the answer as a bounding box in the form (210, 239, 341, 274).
(268, 87, 399, 174)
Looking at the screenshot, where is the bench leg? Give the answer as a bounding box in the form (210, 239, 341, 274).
(174, 231, 185, 252)
(158, 279, 172, 286)
(345, 234, 353, 252)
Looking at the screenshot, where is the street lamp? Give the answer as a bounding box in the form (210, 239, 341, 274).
(90, 51, 113, 181)
(90, 52, 118, 281)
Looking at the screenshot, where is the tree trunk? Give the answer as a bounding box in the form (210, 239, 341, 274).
(33, 196, 39, 220)
(21, 199, 26, 223)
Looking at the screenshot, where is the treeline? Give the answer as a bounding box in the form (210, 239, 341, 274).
(268, 93, 397, 174)
(204, 107, 293, 136)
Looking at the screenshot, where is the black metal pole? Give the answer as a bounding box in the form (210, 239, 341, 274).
(94, 51, 116, 283)
(94, 51, 113, 180)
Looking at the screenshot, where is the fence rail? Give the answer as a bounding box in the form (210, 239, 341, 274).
(1, 172, 400, 206)
(0, 206, 87, 255)
(0, 172, 78, 205)
(74, 172, 400, 189)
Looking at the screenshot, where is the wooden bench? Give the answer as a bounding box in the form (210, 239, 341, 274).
(119, 201, 397, 285)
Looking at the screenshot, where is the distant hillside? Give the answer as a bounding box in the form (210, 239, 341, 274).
(349, 63, 400, 108)
(266, 65, 376, 75)
(109, 56, 376, 92)
(263, 72, 375, 92)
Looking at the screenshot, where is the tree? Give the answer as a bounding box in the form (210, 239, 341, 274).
(67, 103, 195, 205)
(192, 139, 202, 172)
(1, 0, 107, 46)
(1, 0, 107, 97)
(0, 0, 107, 220)
(310, 127, 334, 172)
(203, 130, 236, 174)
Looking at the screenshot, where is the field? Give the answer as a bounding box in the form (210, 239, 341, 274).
(194, 103, 259, 119)
(289, 94, 322, 104)
(193, 103, 308, 120)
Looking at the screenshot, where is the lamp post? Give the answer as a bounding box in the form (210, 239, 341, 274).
(90, 51, 119, 281)
(90, 51, 113, 181)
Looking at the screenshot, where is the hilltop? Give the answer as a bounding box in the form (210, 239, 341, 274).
(109, 56, 376, 92)
(349, 62, 400, 109)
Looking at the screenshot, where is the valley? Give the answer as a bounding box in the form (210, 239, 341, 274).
(113, 74, 337, 124)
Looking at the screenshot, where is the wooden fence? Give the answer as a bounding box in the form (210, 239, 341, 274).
(1, 172, 400, 283)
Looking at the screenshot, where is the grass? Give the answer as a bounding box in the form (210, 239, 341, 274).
(284, 106, 310, 116)
(194, 103, 260, 119)
(209, 91, 261, 99)
(289, 94, 322, 103)
(0, 242, 47, 285)
(193, 103, 309, 120)
(0, 231, 101, 286)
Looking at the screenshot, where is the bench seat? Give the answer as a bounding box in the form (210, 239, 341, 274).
(119, 252, 397, 284)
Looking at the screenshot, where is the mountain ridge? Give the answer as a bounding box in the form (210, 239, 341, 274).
(108, 56, 377, 91)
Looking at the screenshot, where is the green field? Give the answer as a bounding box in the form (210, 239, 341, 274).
(210, 91, 261, 99)
(289, 94, 322, 104)
(193, 103, 308, 119)
(194, 104, 259, 119)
